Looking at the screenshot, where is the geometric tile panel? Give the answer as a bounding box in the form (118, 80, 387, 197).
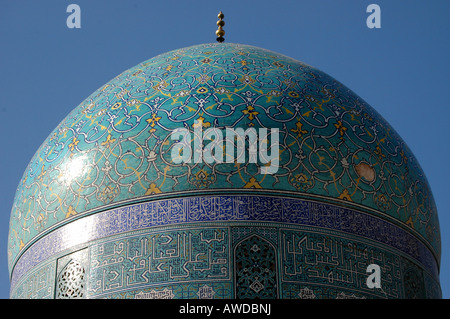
(9, 196, 441, 299)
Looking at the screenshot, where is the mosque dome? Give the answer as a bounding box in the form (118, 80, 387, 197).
(8, 42, 441, 299)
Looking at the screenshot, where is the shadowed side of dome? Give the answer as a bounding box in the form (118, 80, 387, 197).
(8, 43, 441, 299)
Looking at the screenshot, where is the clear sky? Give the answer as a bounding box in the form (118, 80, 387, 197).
(0, 0, 448, 299)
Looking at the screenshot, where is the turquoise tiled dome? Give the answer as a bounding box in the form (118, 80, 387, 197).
(9, 43, 441, 299)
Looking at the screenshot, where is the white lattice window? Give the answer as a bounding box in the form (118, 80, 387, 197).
(56, 260, 86, 299)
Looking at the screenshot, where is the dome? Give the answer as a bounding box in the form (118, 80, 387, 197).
(8, 43, 441, 299)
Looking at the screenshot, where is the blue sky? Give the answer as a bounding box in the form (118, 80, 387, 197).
(0, 0, 448, 299)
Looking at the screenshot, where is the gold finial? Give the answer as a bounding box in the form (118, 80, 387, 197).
(216, 11, 225, 43)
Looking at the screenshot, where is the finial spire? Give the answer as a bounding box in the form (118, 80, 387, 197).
(216, 11, 225, 43)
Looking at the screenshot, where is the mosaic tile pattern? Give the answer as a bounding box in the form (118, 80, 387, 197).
(8, 43, 441, 298)
(11, 262, 55, 299)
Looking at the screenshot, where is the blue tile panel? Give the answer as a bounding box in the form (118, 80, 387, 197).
(10, 195, 441, 299)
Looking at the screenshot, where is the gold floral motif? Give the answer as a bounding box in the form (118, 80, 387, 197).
(65, 205, 77, 218)
(191, 169, 214, 188)
(239, 75, 256, 85)
(145, 183, 162, 195)
(68, 137, 80, 152)
(243, 177, 262, 189)
(152, 81, 168, 91)
(242, 105, 259, 120)
(338, 189, 352, 201)
(146, 113, 162, 132)
(192, 115, 211, 129)
(101, 134, 116, 147)
(334, 120, 347, 136)
(291, 120, 308, 137)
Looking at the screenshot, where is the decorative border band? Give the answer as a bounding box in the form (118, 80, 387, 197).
(10, 195, 439, 290)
